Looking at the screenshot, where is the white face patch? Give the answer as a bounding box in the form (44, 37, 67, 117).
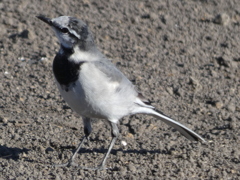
(52, 16, 80, 49)
(68, 29, 80, 39)
(52, 16, 85, 41)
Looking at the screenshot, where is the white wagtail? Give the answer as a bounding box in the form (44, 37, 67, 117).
(37, 15, 205, 170)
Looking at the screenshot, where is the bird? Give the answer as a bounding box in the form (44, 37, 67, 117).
(37, 15, 205, 170)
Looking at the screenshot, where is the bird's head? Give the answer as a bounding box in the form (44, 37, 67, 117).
(37, 15, 94, 51)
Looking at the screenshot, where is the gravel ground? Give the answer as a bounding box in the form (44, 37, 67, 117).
(0, 0, 239, 179)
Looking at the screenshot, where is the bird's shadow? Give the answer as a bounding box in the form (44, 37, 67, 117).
(0, 145, 30, 160)
(0, 144, 166, 162)
(59, 145, 169, 155)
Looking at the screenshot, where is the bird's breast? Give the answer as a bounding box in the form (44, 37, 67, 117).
(53, 51, 85, 91)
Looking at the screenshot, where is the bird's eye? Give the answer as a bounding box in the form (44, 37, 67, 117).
(61, 28, 69, 33)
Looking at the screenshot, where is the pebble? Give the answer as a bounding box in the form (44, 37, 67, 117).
(215, 101, 223, 109)
(229, 117, 237, 130)
(121, 140, 127, 146)
(128, 163, 137, 172)
(45, 147, 54, 153)
(214, 13, 230, 26)
(1, 116, 8, 123)
(227, 103, 236, 112)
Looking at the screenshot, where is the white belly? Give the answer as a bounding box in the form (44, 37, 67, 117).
(55, 63, 137, 122)
(56, 80, 106, 119)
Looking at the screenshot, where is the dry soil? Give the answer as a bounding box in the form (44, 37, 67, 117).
(0, 0, 239, 179)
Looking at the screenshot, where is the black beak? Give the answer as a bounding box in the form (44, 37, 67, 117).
(36, 15, 52, 26)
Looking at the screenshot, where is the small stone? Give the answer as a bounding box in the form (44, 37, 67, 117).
(19, 29, 29, 38)
(39, 146, 45, 153)
(229, 88, 235, 96)
(119, 166, 127, 176)
(121, 140, 127, 146)
(213, 13, 230, 26)
(45, 147, 54, 153)
(189, 77, 202, 90)
(227, 103, 236, 112)
(150, 12, 159, 20)
(0, 117, 8, 123)
(126, 133, 134, 139)
(215, 101, 223, 109)
(128, 163, 137, 172)
(229, 118, 237, 130)
(166, 87, 173, 95)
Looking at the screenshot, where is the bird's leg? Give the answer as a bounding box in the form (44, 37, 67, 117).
(54, 120, 119, 171)
(53, 117, 92, 167)
(90, 122, 119, 170)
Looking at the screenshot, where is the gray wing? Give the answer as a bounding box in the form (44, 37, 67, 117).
(91, 60, 129, 83)
(91, 60, 138, 96)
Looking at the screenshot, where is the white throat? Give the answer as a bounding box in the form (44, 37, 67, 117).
(69, 46, 99, 63)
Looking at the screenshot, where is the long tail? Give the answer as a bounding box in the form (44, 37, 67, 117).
(151, 108, 205, 142)
(134, 98, 205, 142)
